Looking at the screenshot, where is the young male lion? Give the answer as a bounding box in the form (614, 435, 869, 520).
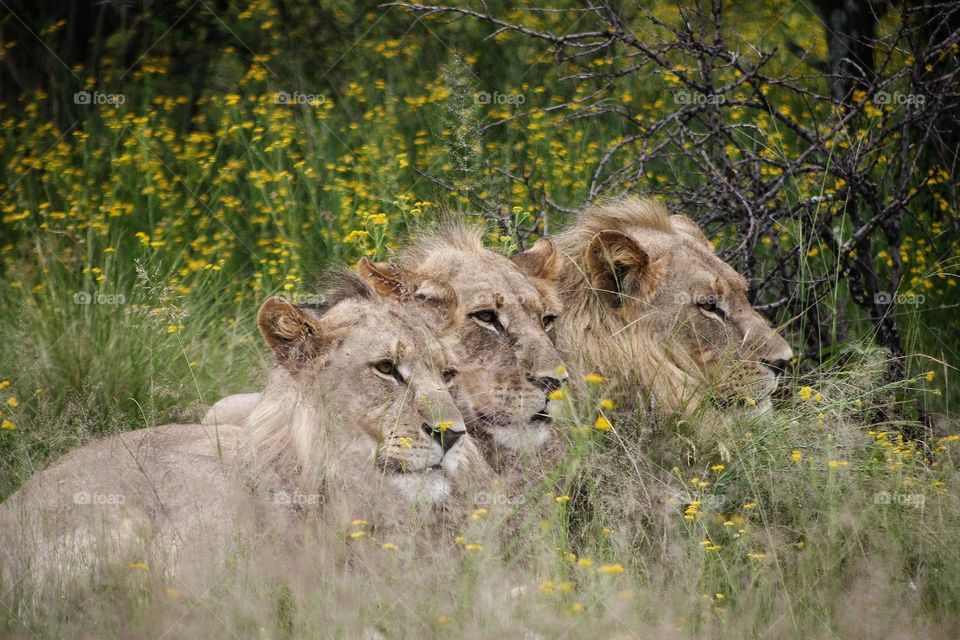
(0, 273, 489, 585)
(552, 197, 794, 419)
(207, 223, 569, 476)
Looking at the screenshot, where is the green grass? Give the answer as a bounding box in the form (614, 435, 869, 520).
(1, 0, 958, 636)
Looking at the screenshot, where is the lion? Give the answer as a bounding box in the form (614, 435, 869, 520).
(365, 223, 568, 470)
(207, 223, 569, 475)
(552, 197, 794, 419)
(1, 272, 490, 585)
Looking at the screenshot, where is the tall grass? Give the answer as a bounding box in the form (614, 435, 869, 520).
(1, 1, 958, 636)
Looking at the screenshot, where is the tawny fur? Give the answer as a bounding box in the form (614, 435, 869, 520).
(390, 221, 567, 480)
(552, 197, 793, 421)
(207, 222, 569, 483)
(1, 278, 492, 586)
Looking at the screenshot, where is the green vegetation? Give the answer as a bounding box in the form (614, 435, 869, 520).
(0, 0, 957, 636)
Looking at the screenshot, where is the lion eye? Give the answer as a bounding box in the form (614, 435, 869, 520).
(442, 368, 458, 385)
(698, 297, 726, 319)
(542, 314, 558, 330)
(373, 359, 404, 383)
(470, 309, 502, 330)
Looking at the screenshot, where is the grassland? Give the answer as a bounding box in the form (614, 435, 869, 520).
(0, 1, 958, 637)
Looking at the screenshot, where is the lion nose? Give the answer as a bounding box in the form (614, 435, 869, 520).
(422, 422, 464, 453)
(761, 358, 791, 376)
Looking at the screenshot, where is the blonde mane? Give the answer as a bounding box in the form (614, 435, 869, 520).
(553, 196, 792, 419)
(396, 219, 489, 273)
(553, 198, 700, 411)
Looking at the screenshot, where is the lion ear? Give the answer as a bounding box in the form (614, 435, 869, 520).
(513, 237, 559, 282)
(357, 257, 458, 324)
(670, 215, 713, 251)
(258, 296, 327, 370)
(357, 257, 408, 297)
(584, 230, 661, 308)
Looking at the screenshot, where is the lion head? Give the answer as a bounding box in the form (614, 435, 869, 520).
(362, 223, 567, 463)
(553, 197, 794, 416)
(246, 272, 490, 505)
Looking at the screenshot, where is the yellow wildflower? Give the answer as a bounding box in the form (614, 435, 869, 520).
(594, 415, 612, 431)
(599, 563, 625, 575)
(584, 372, 604, 384)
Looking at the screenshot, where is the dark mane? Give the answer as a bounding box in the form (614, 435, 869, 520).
(296, 268, 374, 316)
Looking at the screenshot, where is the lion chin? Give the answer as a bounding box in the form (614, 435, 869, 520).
(384, 445, 466, 505)
(388, 471, 452, 505)
(488, 424, 552, 453)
